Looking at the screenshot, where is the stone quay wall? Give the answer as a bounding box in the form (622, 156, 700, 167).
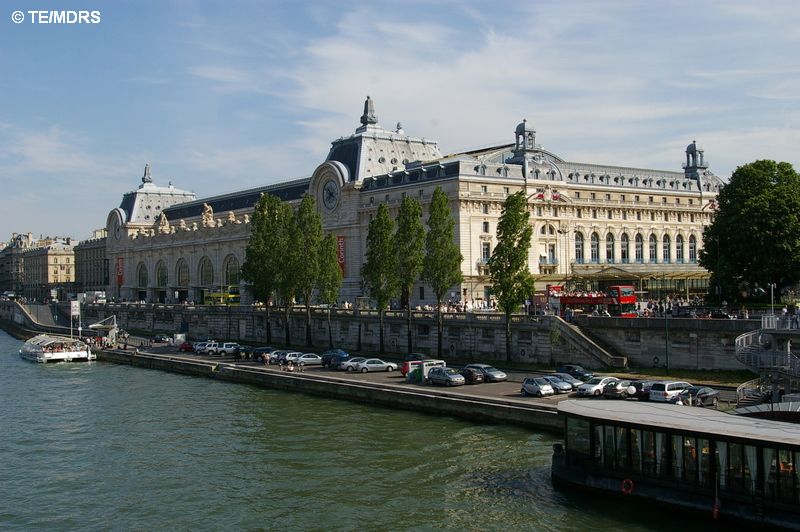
(97, 349, 561, 433)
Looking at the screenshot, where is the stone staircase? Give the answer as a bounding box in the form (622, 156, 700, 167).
(549, 316, 627, 369)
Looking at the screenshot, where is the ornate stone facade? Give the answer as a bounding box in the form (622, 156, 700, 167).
(101, 98, 722, 306)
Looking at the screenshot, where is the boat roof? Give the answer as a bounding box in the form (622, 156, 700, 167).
(558, 399, 800, 446)
(27, 334, 86, 347)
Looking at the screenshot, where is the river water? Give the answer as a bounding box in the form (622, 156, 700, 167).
(0, 329, 707, 531)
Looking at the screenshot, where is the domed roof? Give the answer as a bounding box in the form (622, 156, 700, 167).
(686, 140, 701, 153)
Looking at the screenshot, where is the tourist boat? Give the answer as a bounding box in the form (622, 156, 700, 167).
(19, 334, 95, 363)
(552, 399, 800, 528)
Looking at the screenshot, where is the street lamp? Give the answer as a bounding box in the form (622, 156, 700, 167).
(768, 283, 776, 315)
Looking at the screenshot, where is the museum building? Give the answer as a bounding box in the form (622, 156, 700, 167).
(103, 97, 723, 306)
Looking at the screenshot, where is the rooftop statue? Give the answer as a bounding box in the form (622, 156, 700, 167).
(201, 203, 214, 227)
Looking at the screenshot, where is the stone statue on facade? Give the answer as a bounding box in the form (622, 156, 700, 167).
(201, 203, 214, 227)
(227, 211, 241, 224)
(191, 222, 198, 231)
(157, 212, 171, 234)
(179, 219, 188, 231)
(243, 214, 250, 224)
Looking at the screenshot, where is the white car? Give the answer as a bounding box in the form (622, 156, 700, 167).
(649, 381, 692, 402)
(576, 376, 616, 397)
(283, 351, 303, 363)
(354, 358, 398, 373)
(295, 353, 323, 366)
(340, 357, 366, 371)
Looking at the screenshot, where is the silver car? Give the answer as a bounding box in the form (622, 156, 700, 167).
(542, 375, 573, 394)
(463, 363, 507, 382)
(427, 367, 465, 386)
(354, 358, 398, 372)
(521, 377, 555, 397)
(295, 353, 323, 366)
(340, 357, 366, 371)
(552, 373, 584, 389)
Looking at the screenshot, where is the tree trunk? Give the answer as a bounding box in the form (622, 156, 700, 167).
(265, 299, 272, 343)
(406, 305, 412, 353)
(327, 307, 333, 348)
(505, 311, 512, 363)
(379, 308, 385, 354)
(436, 298, 443, 358)
(284, 305, 291, 346)
(305, 297, 312, 347)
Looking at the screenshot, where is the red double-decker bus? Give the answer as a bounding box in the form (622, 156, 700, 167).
(551, 284, 638, 318)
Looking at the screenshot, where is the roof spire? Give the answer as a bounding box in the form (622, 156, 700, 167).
(360, 95, 378, 126)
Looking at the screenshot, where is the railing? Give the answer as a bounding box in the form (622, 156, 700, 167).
(736, 376, 766, 406)
(734, 328, 800, 378)
(550, 316, 626, 368)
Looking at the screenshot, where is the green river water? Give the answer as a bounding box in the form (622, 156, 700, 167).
(0, 329, 714, 530)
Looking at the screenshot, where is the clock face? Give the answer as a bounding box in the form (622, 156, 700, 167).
(323, 179, 340, 210)
(113, 219, 122, 240)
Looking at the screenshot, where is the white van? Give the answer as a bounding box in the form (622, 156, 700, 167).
(649, 381, 692, 402)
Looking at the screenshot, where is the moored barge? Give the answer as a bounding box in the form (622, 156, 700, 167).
(553, 399, 800, 529)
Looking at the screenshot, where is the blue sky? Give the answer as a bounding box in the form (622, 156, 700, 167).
(1, 0, 799, 239)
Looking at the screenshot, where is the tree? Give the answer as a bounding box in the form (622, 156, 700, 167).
(318, 233, 343, 348)
(394, 196, 425, 353)
(488, 191, 534, 362)
(700, 160, 800, 303)
(423, 187, 463, 357)
(362, 203, 398, 354)
(241, 193, 292, 344)
(292, 195, 324, 346)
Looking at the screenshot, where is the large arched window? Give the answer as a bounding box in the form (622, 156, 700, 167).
(635, 234, 643, 263)
(606, 233, 615, 264)
(649, 234, 658, 263)
(662, 234, 671, 263)
(199, 256, 214, 287)
(176, 259, 189, 287)
(621, 233, 630, 264)
(590, 233, 599, 263)
(575, 233, 584, 264)
(676, 235, 685, 263)
(224, 255, 240, 287)
(155, 261, 168, 288)
(136, 262, 148, 288)
(689, 235, 697, 262)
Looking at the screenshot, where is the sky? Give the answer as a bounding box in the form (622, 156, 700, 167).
(1, 0, 799, 240)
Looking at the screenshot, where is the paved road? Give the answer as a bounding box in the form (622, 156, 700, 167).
(136, 341, 738, 409)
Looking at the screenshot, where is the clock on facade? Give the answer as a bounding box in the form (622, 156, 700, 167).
(113, 219, 122, 240)
(322, 179, 340, 210)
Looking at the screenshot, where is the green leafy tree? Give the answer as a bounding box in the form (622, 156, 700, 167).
(275, 208, 299, 346)
(241, 193, 292, 344)
(488, 191, 534, 362)
(318, 233, 343, 348)
(362, 203, 398, 353)
(423, 187, 463, 357)
(700, 160, 800, 303)
(293, 195, 324, 346)
(395, 196, 425, 353)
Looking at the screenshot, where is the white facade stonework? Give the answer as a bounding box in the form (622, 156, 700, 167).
(102, 98, 723, 306)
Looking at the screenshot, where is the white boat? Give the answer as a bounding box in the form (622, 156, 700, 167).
(19, 334, 95, 363)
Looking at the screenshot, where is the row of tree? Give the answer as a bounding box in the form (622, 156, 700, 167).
(242, 186, 536, 360)
(241, 194, 343, 346)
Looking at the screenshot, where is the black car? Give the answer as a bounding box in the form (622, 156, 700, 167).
(322, 349, 349, 368)
(556, 364, 594, 381)
(153, 334, 170, 343)
(630, 380, 655, 401)
(676, 386, 721, 407)
(252, 346, 276, 364)
(459, 367, 485, 384)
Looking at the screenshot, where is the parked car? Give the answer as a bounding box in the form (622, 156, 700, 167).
(296, 353, 323, 366)
(354, 358, 398, 372)
(401, 354, 430, 376)
(675, 386, 720, 407)
(283, 351, 303, 364)
(209, 342, 241, 356)
(541, 375, 573, 394)
(459, 367, 485, 384)
(267, 349, 287, 364)
(551, 373, 584, 389)
(576, 376, 616, 397)
(463, 364, 507, 382)
(178, 341, 194, 352)
(602, 379, 633, 399)
(252, 347, 276, 363)
(340, 357, 367, 371)
(521, 377, 555, 397)
(403, 359, 446, 377)
(556, 364, 594, 381)
(153, 334, 170, 343)
(649, 381, 692, 402)
(195, 342, 215, 354)
(630, 380, 656, 400)
(321, 349, 349, 368)
(427, 367, 465, 386)
(238, 345, 255, 358)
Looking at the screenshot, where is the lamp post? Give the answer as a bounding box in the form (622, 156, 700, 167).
(768, 283, 776, 315)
